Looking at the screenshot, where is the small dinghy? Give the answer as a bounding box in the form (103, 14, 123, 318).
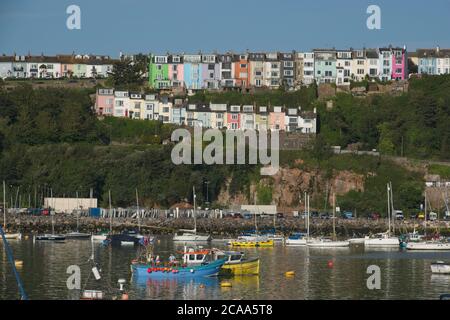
(431, 261, 450, 274)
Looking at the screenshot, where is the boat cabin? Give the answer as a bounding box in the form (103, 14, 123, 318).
(182, 248, 211, 266)
(214, 251, 244, 264)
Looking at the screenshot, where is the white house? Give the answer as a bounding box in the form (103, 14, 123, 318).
(143, 94, 159, 120)
(298, 108, 317, 134)
(0, 59, 12, 78)
(336, 50, 352, 86)
(264, 53, 281, 88)
(302, 52, 315, 86)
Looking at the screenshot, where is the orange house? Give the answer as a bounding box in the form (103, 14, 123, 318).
(233, 54, 250, 88)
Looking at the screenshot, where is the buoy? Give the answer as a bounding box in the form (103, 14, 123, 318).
(285, 271, 295, 277)
(221, 282, 232, 288)
(147, 268, 152, 273)
(190, 269, 194, 273)
(327, 261, 334, 268)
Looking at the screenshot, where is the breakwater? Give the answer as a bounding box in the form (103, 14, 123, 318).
(3, 215, 450, 237)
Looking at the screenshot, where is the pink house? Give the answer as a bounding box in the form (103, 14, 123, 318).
(95, 88, 115, 116)
(391, 47, 408, 80)
(227, 105, 241, 130)
(168, 55, 184, 87)
(269, 106, 285, 131)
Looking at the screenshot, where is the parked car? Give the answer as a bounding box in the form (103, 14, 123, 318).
(320, 212, 330, 219)
(342, 211, 353, 219)
(369, 212, 381, 220)
(394, 210, 404, 220)
(409, 213, 418, 219)
(310, 211, 319, 218)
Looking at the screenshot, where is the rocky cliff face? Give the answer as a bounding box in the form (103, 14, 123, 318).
(216, 167, 365, 211)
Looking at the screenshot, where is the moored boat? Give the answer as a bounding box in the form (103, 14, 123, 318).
(406, 242, 450, 251)
(173, 187, 211, 242)
(65, 232, 91, 240)
(35, 233, 66, 241)
(285, 233, 308, 246)
(348, 238, 365, 244)
(0, 233, 22, 240)
(173, 232, 211, 242)
(131, 258, 226, 278)
(431, 261, 450, 274)
(307, 238, 350, 248)
(364, 233, 400, 247)
(230, 239, 274, 247)
(214, 250, 260, 275)
(92, 233, 108, 241)
(179, 247, 260, 275)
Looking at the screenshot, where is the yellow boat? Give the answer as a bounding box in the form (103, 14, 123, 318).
(230, 239, 274, 247)
(214, 250, 260, 275)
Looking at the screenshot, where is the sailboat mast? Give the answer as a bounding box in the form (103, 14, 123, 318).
(193, 186, 196, 234)
(387, 183, 391, 236)
(3, 181, 6, 230)
(254, 196, 258, 235)
(424, 190, 427, 236)
(306, 193, 310, 239)
(136, 188, 140, 232)
(109, 190, 112, 234)
(390, 182, 395, 235)
(76, 191, 79, 232)
(332, 192, 336, 240)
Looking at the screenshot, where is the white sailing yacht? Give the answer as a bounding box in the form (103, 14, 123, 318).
(406, 191, 450, 250)
(65, 191, 91, 240)
(307, 192, 349, 248)
(364, 182, 400, 247)
(173, 187, 211, 242)
(1, 181, 21, 240)
(285, 192, 310, 246)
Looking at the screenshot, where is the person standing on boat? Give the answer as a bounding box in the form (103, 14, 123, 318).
(155, 255, 161, 265)
(169, 254, 176, 266)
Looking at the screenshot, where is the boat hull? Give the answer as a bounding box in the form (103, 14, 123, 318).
(285, 239, 307, 246)
(230, 240, 274, 247)
(307, 240, 350, 248)
(364, 238, 399, 247)
(173, 234, 212, 242)
(0, 233, 22, 240)
(348, 238, 365, 244)
(65, 232, 91, 240)
(431, 263, 450, 274)
(92, 234, 107, 241)
(406, 242, 450, 251)
(35, 234, 66, 241)
(220, 258, 260, 275)
(131, 259, 226, 279)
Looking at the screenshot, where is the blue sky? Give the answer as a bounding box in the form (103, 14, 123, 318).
(0, 0, 449, 57)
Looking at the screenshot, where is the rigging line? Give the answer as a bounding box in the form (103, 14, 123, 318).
(0, 226, 28, 300)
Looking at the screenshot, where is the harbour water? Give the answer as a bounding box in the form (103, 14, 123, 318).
(1, 235, 450, 300)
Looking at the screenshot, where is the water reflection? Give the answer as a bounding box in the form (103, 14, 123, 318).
(1, 236, 450, 300)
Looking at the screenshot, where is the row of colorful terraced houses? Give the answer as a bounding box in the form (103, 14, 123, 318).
(1, 46, 450, 89)
(95, 89, 317, 133)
